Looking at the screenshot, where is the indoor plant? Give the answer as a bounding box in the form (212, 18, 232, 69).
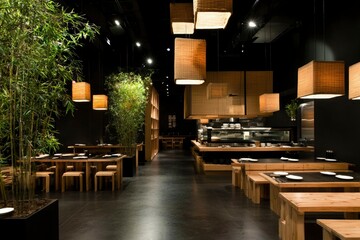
(0, 0, 98, 218)
(285, 99, 299, 121)
(105, 71, 152, 159)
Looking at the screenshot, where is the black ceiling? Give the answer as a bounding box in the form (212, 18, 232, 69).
(60, 0, 313, 97)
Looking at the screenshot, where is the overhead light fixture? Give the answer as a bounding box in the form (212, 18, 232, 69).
(147, 58, 153, 65)
(92, 95, 108, 110)
(174, 38, 206, 85)
(297, 60, 345, 99)
(72, 82, 91, 102)
(170, 3, 194, 34)
(135, 42, 141, 47)
(248, 21, 257, 28)
(259, 93, 280, 113)
(349, 62, 360, 100)
(114, 19, 120, 26)
(193, 0, 233, 29)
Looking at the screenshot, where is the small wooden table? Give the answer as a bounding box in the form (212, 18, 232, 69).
(261, 171, 360, 215)
(317, 219, 360, 240)
(279, 192, 360, 240)
(34, 156, 125, 191)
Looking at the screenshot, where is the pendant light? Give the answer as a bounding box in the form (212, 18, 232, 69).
(297, 60, 345, 99)
(92, 95, 108, 110)
(170, 3, 194, 34)
(297, 0, 344, 99)
(72, 82, 91, 102)
(193, 0, 233, 29)
(259, 93, 279, 113)
(348, 62, 360, 100)
(174, 38, 206, 85)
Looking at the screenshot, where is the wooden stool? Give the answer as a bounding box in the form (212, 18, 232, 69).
(105, 165, 117, 170)
(94, 171, 116, 192)
(62, 171, 83, 192)
(35, 171, 54, 193)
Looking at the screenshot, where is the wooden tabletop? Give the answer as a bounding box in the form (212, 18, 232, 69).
(317, 219, 360, 240)
(279, 192, 360, 213)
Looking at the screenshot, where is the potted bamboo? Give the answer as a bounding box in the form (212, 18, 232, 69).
(285, 99, 299, 121)
(0, 0, 98, 238)
(105, 71, 152, 176)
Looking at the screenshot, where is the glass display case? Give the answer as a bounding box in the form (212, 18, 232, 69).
(198, 126, 291, 145)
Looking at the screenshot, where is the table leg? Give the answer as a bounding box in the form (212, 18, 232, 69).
(116, 159, 122, 190)
(86, 162, 90, 191)
(322, 229, 334, 240)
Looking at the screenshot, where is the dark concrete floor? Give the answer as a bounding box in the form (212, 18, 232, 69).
(47, 149, 280, 240)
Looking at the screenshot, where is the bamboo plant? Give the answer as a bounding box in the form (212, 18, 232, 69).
(106, 71, 152, 156)
(285, 99, 299, 121)
(0, 0, 98, 215)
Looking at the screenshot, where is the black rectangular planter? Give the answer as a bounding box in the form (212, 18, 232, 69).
(0, 199, 59, 240)
(123, 155, 136, 177)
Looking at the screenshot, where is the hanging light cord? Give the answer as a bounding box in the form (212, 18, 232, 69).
(322, 0, 325, 60)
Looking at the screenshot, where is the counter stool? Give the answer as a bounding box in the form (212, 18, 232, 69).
(62, 171, 84, 192)
(94, 171, 116, 192)
(35, 171, 54, 193)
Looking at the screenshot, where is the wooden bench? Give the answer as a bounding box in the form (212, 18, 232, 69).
(246, 172, 269, 204)
(232, 166, 241, 187)
(317, 219, 360, 240)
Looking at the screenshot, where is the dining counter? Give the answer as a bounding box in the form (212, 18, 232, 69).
(33, 155, 125, 191)
(191, 140, 314, 153)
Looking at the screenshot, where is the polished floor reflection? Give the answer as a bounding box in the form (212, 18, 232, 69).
(47, 149, 280, 240)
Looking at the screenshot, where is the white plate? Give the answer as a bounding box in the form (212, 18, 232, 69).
(0, 207, 14, 215)
(316, 157, 326, 160)
(325, 158, 337, 162)
(320, 171, 336, 176)
(248, 158, 258, 162)
(286, 175, 303, 180)
(287, 158, 299, 162)
(62, 153, 75, 157)
(335, 175, 354, 180)
(273, 171, 288, 176)
(35, 154, 49, 159)
(280, 157, 288, 160)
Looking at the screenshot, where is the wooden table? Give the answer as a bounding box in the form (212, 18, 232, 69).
(279, 192, 360, 240)
(261, 171, 360, 215)
(317, 219, 360, 240)
(68, 144, 143, 175)
(34, 156, 125, 191)
(231, 158, 351, 189)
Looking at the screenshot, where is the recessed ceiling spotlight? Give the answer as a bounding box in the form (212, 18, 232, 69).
(166, 76, 169, 79)
(106, 38, 111, 45)
(147, 58, 153, 64)
(248, 21, 257, 28)
(114, 19, 120, 26)
(135, 42, 141, 47)
(166, 48, 171, 52)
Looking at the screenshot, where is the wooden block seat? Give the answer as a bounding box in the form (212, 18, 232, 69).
(62, 171, 84, 192)
(35, 171, 54, 193)
(94, 171, 117, 192)
(246, 172, 269, 204)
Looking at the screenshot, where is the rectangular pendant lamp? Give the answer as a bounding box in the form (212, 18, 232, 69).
(193, 0, 233, 29)
(297, 60, 345, 99)
(72, 82, 91, 102)
(174, 38, 206, 85)
(349, 62, 360, 100)
(259, 93, 280, 113)
(170, 3, 194, 34)
(92, 95, 108, 110)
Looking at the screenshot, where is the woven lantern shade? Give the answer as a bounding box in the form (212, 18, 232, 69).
(174, 38, 206, 85)
(349, 62, 360, 100)
(72, 82, 91, 102)
(193, 0, 232, 29)
(170, 3, 194, 34)
(297, 60, 345, 99)
(259, 93, 279, 113)
(92, 95, 108, 110)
